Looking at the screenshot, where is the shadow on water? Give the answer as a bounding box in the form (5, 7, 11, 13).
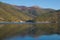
(0, 23, 60, 40)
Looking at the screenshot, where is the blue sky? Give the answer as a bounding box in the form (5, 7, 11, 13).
(0, 0, 60, 10)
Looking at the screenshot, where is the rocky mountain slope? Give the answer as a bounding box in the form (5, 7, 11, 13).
(0, 2, 60, 22)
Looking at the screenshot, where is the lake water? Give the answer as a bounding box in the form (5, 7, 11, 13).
(0, 23, 60, 40)
(4, 34, 60, 40)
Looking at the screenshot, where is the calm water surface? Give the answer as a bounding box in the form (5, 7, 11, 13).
(0, 23, 60, 40)
(4, 34, 60, 40)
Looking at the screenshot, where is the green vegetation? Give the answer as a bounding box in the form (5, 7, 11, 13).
(0, 2, 60, 23)
(0, 2, 32, 22)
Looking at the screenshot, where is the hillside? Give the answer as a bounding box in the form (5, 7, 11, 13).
(13, 5, 60, 23)
(0, 2, 32, 22)
(0, 2, 60, 22)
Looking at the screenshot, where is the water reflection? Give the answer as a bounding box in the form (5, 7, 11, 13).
(0, 23, 60, 40)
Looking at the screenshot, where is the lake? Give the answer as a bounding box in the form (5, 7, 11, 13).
(0, 23, 60, 40)
(4, 34, 60, 40)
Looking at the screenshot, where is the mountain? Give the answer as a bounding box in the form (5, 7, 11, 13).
(12, 5, 59, 23)
(0, 2, 60, 22)
(15, 6, 55, 16)
(0, 2, 32, 22)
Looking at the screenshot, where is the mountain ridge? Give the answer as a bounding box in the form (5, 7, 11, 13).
(0, 2, 60, 22)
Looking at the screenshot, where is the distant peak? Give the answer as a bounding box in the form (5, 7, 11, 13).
(29, 6, 42, 9)
(32, 6, 40, 8)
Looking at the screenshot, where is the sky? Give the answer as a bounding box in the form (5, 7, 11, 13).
(0, 0, 60, 10)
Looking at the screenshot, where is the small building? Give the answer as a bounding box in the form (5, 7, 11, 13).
(19, 21, 25, 23)
(15, 19, 25, 22)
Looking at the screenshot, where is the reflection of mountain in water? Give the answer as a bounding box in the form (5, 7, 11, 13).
(0, 23, 60, 40)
